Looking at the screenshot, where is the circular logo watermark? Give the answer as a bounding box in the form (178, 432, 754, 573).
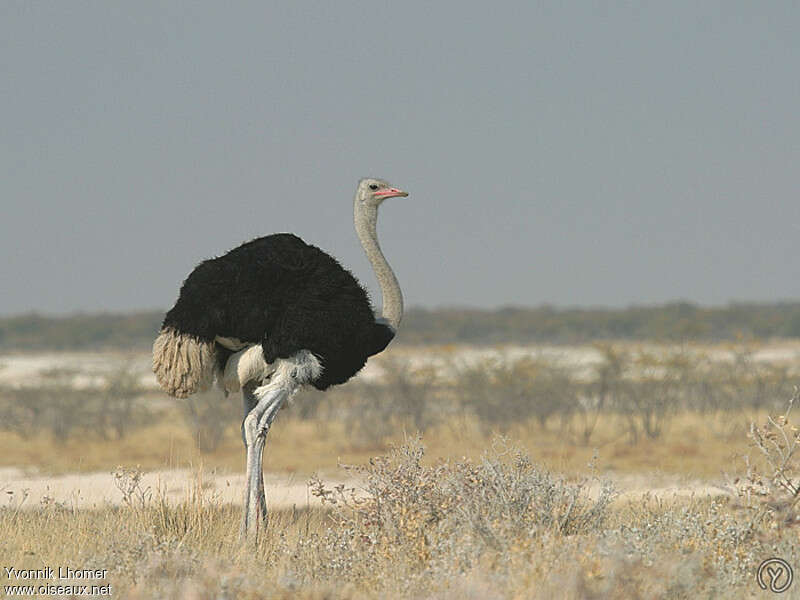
(757, 558, 793, 594)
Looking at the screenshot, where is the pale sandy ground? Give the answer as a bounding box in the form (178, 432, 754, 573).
(0, 467, 351, 511)
(0, 466, 728, 511)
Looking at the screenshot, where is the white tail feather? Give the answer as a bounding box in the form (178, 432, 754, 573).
(152, 327, 216, 398)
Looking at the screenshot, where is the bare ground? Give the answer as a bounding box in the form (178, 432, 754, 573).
(0, 466, 728, 512)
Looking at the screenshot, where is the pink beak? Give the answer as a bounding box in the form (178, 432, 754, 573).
(374, 187, 409, 198)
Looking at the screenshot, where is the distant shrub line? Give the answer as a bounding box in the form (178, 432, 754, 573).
(1, 346, 790, 450)
(1, 301, 800, 350)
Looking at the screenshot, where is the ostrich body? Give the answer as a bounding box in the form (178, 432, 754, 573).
(152, 178, 408, 539)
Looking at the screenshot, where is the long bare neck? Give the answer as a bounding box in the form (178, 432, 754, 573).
(354, 204, 403, 330)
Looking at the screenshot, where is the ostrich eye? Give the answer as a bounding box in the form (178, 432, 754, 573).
(369, 184, 379, 190)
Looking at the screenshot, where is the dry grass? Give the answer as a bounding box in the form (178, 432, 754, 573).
(0, 407, 764, 482)
(1, 439, 794, 599)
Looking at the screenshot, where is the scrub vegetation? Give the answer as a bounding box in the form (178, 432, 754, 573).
(2, 343, 799, 597)
(2, 431, 797, 599)
(0, 344, 794, 477)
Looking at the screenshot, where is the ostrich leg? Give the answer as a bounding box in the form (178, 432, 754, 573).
(240, 383, 290, 540)
(239, 351, 320, 541)
(241, 384, 267, 534)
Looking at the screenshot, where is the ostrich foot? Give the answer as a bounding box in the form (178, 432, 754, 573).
(223, 345, 272, 393)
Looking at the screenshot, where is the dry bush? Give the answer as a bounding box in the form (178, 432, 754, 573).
(571, 347, 792, 444)
(331, 358, 439, 447)
(307, 437, 615, 591)
(285, 385, 329, 421)
(585, 349, 682, 443)
(181, 388, 239, 452)
(317, 349, 797, 452)
(681, 349, 792, 414)
(98, 368, 154, 439)
(727, 348, 792, 412)
(589, 496, 768, 597)
(730, 387, 800, 529)
(0, 368, 154, 443)
(456, 358, 577, 432)
(0, 384, 90, 442)
(572, 345, 627, 445)
(616, 379, 679, 443)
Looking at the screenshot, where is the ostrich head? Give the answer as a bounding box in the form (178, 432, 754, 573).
(354, 177, 408, 211)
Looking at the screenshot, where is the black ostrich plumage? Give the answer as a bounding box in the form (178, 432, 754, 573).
(161, 233, 395, 390)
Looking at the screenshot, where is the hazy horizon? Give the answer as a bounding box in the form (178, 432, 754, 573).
(5, 298, 800, 321)
(3, 2, 799, 316)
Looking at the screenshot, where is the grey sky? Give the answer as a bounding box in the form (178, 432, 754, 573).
(2, 1, 798, 315)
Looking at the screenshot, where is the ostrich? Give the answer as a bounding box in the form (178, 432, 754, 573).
(152, 177, 408, 539)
